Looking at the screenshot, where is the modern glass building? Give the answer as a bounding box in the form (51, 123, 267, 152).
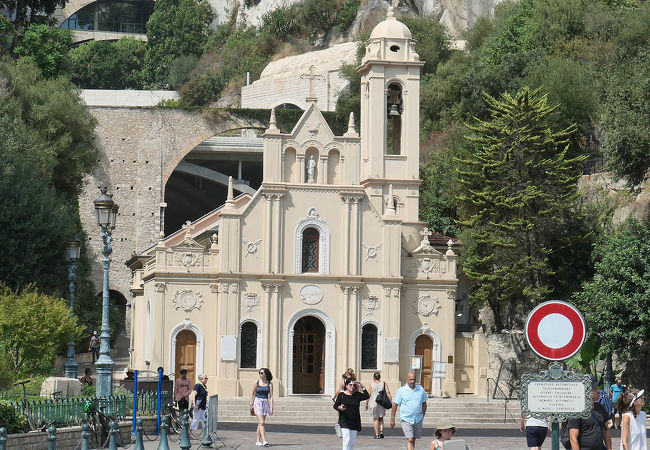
(60, 0, 153, 34)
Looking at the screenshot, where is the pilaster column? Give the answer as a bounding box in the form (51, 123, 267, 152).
(351, 198, 360, 276)
(319, 156, 327, 184)
(271, 284, 282, 380)
(340, 286, 350, 367)
(263, 193, 274, 272)
(342, 198, 351, 275)
(297, 156, 305, 183)
(272, 194, 285, 273)
(350, 286, 360, 369)
(261, 284, 273, 368)
(262, 280, 284, 391)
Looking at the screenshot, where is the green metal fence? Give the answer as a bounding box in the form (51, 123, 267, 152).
(135, 390, 170, 415)
(7, 391, 168, 428)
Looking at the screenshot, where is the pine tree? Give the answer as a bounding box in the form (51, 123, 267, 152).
(456, 87, 585, 330)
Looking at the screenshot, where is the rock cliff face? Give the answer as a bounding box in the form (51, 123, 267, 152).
(229, 0, 507, 37)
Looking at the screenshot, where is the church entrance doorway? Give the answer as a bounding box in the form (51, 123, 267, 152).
(292, 316, 325, 394)
(415, 334, 433, 394)
(175, 330, 197, 383)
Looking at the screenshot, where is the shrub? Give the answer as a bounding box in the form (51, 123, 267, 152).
(167, 55, 198, 89)
(179, 72, 224, 106)
(261, 4, 302, 39)
(335, 0, 360, 33)
(0, 401, 25, 433)
(14, 24, 72, 79)
(68, 38, 146, 89)
(300, 0, 338, 39)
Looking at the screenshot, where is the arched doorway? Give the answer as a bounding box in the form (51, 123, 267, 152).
(175, 330, 197, 383)
(292, 316, 325, 394)
(415, 334, 433, 393)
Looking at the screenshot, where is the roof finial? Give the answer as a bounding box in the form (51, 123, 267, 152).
(226, 176, 234, 203)
(387, 0, 397, 19)
(347, 112, 356, 134)
(267, 108, 279, 133)
(386, 184, 396, 215)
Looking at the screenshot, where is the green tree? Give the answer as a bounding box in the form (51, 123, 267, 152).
(598, 55, 650, 186)
(0, 59, 96, 297)
(0, 0, 66, 30)
(573, 219, 650, 358)
(456, 88, 585, 330)
(0, 284, 85, 375)
(419, 122, 470, 237)
(68, 37, 147, 89)
(143, 0, 214, 87)
(0, 160, 77, 292)
(300, 0, 337, 40)
(13, 24, 71, 78)
(401, 16, 451, 76)
(0, 59, 97, 199)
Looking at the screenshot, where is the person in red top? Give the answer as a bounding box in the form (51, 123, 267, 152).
(174, 369, 192, 411)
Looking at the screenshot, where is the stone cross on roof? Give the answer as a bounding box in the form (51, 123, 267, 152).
(300, 65, 324, 101)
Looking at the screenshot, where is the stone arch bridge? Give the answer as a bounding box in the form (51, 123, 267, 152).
(80, 106, 266, 323)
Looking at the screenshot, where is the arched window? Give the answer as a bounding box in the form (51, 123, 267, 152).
(386, 83, 403, 155)
(361, 323, 378, 369)
(302, 228, 319, 272)
(240, 322, 257, 369)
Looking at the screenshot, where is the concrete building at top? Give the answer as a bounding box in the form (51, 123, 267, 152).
(126, 9, 488, 398)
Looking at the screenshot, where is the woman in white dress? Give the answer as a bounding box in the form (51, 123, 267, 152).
(615, 388, 646, 450)
(365, 371, 392, 439)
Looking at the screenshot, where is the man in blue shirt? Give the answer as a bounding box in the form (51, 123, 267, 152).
(390, 372, 428, 450)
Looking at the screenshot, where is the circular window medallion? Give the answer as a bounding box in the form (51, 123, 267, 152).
(300, 285, 323, 305)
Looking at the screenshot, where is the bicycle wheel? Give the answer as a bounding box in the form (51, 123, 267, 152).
(169, 412, 182, 434)
(88, 416, 103, 449)
(97, 413, 111, 448)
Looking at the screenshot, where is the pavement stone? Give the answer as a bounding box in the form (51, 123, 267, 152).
(131, 422, 649, 450)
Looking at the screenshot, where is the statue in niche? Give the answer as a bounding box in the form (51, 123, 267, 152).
(307, 155, 316, 183)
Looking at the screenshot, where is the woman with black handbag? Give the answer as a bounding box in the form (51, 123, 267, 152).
(365, 371, 392, 439)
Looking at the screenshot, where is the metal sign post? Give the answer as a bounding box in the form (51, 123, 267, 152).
(521, 362, 591, 450)
(521, 301, 589, 450)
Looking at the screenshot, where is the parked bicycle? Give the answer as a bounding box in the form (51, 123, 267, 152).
(84, 398, 114, 448)
(164, 401, 204, 439)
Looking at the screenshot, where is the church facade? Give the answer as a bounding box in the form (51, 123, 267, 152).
(127, 8, 486, 398)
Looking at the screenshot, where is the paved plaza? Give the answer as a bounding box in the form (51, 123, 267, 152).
(134, 422, 649, 450)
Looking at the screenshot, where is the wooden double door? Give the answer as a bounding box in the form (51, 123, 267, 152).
(292, 316, 325, 394)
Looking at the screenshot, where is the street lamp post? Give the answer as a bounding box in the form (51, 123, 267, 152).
(63, 236, 81, 379)
(94, 188, 119, 398)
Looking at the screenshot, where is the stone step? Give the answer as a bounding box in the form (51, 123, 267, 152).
(215, 397, 521, 426)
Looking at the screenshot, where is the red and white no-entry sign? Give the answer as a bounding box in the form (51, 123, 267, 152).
(525, 300, 586, 361)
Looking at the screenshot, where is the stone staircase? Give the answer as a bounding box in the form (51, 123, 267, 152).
(55, 334, 131, 382)
(216, 396, 521, 427)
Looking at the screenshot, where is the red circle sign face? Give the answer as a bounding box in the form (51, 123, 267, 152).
(525, 300, 586, 361)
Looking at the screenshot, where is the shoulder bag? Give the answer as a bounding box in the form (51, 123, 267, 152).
(375, 382, 392, 409)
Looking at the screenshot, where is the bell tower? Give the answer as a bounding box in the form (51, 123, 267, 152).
(358, 5, 424, 222)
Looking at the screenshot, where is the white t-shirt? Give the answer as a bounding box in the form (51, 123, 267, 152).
(525, 416, 547, 428)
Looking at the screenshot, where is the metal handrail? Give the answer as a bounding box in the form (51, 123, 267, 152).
(486, 378, 520, 424)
